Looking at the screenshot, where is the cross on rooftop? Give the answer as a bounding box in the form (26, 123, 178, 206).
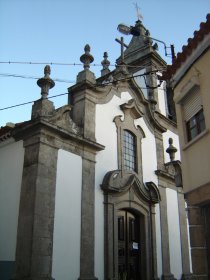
(115, 37, 128, 62)
(133, 2, 143, 21)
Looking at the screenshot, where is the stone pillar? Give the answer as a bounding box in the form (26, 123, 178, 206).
(69, 44, 96, 141)
(159, 186, 175, 280)
(146, 65, 160, 112)
(204, 206, 210, 278)
(70, 91, 96, 141)
(78, 157, 97, 280)
(150, 205, 159, 280)
(187, 205, 208, 280)
(14, 138, 58, 280)
(154, 131, 165, 170)
(177, 188, 194, 279)
(104, 195, 115, 280)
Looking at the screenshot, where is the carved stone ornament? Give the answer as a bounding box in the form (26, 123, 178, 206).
(165, 160, 183, 188)
(47, 105, 81, 134)
(120, 98, 144, 119)
(80, 44, 94, 70)
(101, 170, 161, 204)
(166, 137, 177, 161)
(165, 163, 176, 176)
(37, 65, 55, 99)
(101, 51, 110, 76)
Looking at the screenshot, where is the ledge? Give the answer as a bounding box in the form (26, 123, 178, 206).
(183, 129, 209, 151)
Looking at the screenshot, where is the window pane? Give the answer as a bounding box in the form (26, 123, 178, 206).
(186, 109, 206, 141)
(124, 130, 136, 171)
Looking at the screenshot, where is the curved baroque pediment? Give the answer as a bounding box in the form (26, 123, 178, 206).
(101, 170, 160, 204)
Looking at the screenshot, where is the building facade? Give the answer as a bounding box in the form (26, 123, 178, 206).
(166, 13, 210, 280)
(0, 20, 193, 280)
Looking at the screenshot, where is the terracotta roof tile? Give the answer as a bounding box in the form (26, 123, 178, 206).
(0, 120, 32, 142)
(0, 125, 13, 141)
(163, 13, 210, 79)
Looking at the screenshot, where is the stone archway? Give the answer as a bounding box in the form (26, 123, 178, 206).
(101, 170, 161, 280)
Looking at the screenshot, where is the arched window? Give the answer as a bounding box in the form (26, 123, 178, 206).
(123, 130, 137, 172)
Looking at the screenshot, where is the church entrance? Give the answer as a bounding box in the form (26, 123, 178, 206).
(102, 171, 161, 279)
(118, 210, 141, 280)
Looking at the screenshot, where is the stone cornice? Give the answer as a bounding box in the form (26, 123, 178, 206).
(12, 117, 105, 152)
(155, 111, 177, 133)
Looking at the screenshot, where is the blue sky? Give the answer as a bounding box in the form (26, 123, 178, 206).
(0, 0, 209, 126)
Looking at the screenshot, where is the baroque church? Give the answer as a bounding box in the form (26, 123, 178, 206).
(0, 20, 194, 280)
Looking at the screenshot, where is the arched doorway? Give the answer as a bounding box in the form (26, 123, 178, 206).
(118, 209, 142, 280)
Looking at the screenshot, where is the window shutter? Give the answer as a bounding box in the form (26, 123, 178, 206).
(182, 86, 202, 121)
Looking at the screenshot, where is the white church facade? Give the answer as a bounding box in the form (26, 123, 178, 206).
(0, 20, 194, 280)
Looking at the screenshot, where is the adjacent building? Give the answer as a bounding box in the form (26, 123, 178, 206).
(0, 20, 193, 280)
(166, 13, 210, 280)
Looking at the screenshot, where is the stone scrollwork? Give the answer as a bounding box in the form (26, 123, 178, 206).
(47, 105, 81, 134)
(101, 169, 161, 204)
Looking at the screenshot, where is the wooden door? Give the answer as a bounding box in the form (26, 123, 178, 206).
(118, 210, 140, 280)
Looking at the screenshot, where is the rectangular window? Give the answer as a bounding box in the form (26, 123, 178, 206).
(186, 109, 205, 141)
(182, 86, 205, 142)
(123, 130, 136, 171)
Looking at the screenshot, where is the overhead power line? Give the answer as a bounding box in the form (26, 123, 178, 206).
(0, 60, 167, 70)
(0, 61, 100, 66)
(0, 93, 68, 111)
(0, 70, 165, 112)
(0, 73, 75, 83)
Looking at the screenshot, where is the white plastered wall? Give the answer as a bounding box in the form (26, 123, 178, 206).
(134, 117, 162, 276)
(52, 149, 82, 280)
(166, 188, 182, 279)
(134, 118, 158, 185)
(0, 139, 24, 261)
(158, 80, 167, 116)
(95, 92, 132, 279)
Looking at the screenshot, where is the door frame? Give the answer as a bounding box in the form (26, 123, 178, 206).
(117, 209, 144, 280)
(102, 170, 161, 280)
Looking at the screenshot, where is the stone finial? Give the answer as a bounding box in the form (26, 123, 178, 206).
(80, 44, 94, 70)
(166, 138, 178, 162)
(44, 65, 51, 76)
(37, 65, 55, 99)
(77, 44, 96, 83)
(101, 52, 110, 76)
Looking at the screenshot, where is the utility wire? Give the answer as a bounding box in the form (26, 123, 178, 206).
(0, 71, 165, 111)
(0, 67, 164, 84)
(0, 60, 167, 70)
(0, 93, 68, 111)
(0, 73, 75, 83)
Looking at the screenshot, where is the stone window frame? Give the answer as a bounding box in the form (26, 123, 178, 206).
(113, 99, 145, 179)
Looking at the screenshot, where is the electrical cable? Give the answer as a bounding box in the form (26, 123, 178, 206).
(0, 73, 75, 83)
(0, 70, 165, 111)
(0, 93, 68, 111)
(0, 60, 167, 71)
